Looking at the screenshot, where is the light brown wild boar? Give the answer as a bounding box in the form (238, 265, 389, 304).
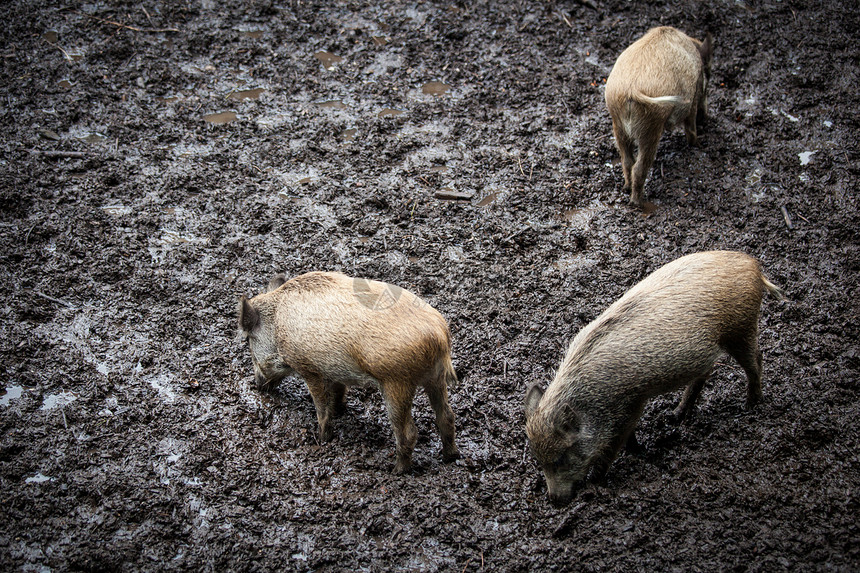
(238, 271, 459, 474)
(605, 26, 714, 207)
(524, 251, 783, 504)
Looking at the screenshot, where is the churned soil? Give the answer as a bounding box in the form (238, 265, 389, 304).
(1, 0, 857, 570)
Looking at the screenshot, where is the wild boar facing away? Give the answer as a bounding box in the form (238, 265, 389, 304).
(238, 271, 459, 474)
(524, 251, 783, 504)
(605, 26, 714, 207)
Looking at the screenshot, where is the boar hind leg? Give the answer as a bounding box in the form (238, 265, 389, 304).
(683, 109, 699, 146)
(425, 381, 459, 463)
(725, 332, 763, 409)
(672, 372, 710, 422)
(612, 120, 635, 191)
(630, 129, 662, 207)
(381, 383, 418, 474)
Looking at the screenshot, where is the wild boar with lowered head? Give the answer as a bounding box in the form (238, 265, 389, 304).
(605, 26, 714, 207)
(238, 271, 459, 474)
(524, 251, 783, 504)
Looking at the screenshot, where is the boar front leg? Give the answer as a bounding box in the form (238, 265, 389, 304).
(590, 401, 645, 482)
(331, 382, 348, 418)
(380, 382, 418, 474)
(304, 374, 336, 442)
(672, 372, 710, 422)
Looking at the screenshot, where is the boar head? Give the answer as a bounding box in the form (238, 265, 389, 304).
(238, 295, 292, 391)
(524, 385, 590, 505)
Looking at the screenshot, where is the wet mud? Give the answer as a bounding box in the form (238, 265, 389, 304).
(1, 0, 858, 570)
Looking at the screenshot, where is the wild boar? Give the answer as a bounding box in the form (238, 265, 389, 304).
(524, 251, 783, 504)
(238, 271, 459, 474)
(605, 26, 714, 207)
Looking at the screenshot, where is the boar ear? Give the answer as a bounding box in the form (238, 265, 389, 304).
(267, 274, 287, 292)
(524, 385, 545, 419)
(238, 296, 260, 333)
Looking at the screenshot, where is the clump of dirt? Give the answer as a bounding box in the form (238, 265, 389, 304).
(1, 0, 858, 570)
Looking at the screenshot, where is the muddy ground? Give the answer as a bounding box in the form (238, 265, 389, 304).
(1, 0, 858, 570)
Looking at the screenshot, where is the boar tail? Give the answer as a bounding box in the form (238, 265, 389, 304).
(631, 92, 690, 107)
(762, 276, 786, 301)
(442, 355, 459, 389)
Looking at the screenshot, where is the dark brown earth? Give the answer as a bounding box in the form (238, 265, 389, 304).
(1, 0, 858, 570)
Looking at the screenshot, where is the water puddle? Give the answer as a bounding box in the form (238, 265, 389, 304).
(640, 201, 658, 217)
(78, 133, 106, 144)
(158, 95, 179, 103)
(429, 165, 448, 173)
(203, 111, 237, 124)
(798, 151, 816, 166)
(314, 51, 343, 70)
(43, 30, 58, 43)
(40, 129, 61, 141)
(158, 230, 203, 245)
(372, 36, 388, 46)
(58, 79, 73, 88)
(228, 88, 265, 101)
(422, 81, 450, 95)
(25, 473, 55, 484)
(434, 188, 473, 201)
(318, 100, 347, 109)
(746, 166, 764, 186)
(378, 108, 404, 118)
(477, 192, 498, 207)
(242, 30, 264, 39)
(1, 385, 24, 407)
(101, 205, 132, 216)
(561, 202, 609, 228)
(341, 128, 357, 141)
(40, 390, 77, 410)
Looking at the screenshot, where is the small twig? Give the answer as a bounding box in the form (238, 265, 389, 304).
(33, 291, 78, 309)
(517, 155, 525, 177)
(77, 12, 180, 33)
(42, 37, 74, 62)
(28, 149, 88, 158)
(796, 212, 810, 224)
(559, 11, 572, 27)
(24, 224, 36, 245)
(461, 555, 474, 573)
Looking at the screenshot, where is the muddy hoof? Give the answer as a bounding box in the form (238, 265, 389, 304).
(442, 448, 460, 463)
(332, 401, 348, 418)
(393, 461, 412, 475)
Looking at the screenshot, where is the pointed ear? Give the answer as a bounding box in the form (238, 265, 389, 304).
(524, 385, 545, 420)
(267, 274, 287, 292)
(699, 32, 714, 67)
(238, 296, 260, 333)
(558, 416, 581, 447)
